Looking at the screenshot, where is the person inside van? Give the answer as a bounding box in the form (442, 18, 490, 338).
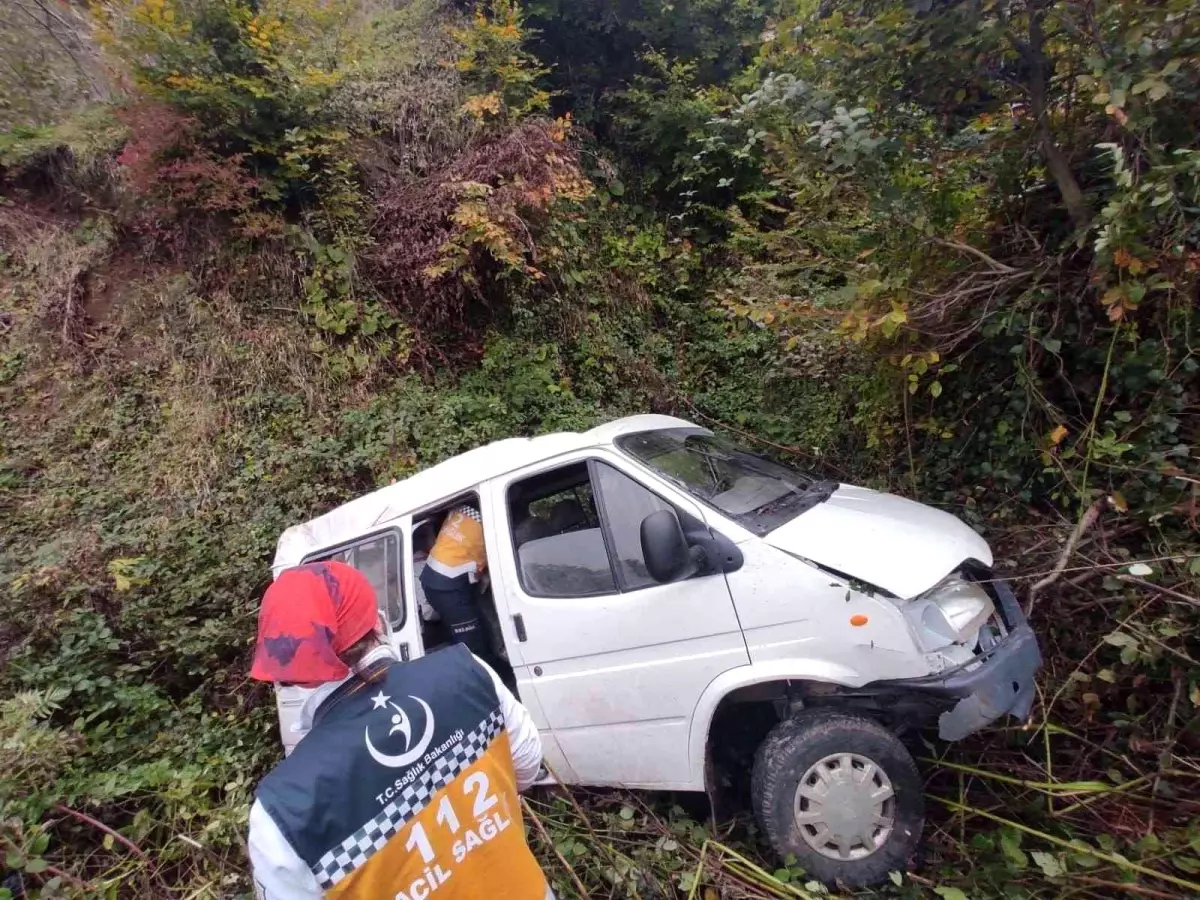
(419, 504, 495, 662)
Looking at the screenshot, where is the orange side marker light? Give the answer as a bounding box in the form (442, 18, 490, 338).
(849, 614, 869, 627)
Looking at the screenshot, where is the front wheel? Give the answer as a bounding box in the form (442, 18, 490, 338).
(750, 710, 924, 887)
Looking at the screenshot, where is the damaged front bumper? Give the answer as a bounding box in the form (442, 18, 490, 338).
(888, 579, 1042, 740)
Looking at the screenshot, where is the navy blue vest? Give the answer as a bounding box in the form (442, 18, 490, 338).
(256, 645, 504, 890)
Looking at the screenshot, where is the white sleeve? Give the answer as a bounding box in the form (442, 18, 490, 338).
(248, 799, 322, 900)
(473, 656, 544, 791)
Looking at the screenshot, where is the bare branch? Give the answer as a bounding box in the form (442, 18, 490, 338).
(1027, 498, 1106, 615)
(16, 0, 78, 34)
(1001, 0, 1092, 229)
(932, 237, 1019, 272)
(1117, 576, 1200, 610)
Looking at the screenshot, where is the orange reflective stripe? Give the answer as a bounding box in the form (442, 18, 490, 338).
(327, 733, 545, 900)
(428, 509, 487, 577)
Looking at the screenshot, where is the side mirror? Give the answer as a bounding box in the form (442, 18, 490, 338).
(640, 509, 690, 583)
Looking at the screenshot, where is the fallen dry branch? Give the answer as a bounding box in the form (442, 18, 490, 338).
(53, 803, 154, 869)
(932, 237, 1019, 273)
(522, 797, 590, 900)
(1116, 575, 1200, 610)
(1026, 497, 1106, 615)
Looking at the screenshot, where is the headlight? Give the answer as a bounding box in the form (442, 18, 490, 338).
(904, 576, 994, 652)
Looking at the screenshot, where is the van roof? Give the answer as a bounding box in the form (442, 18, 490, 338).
(273, 414, 698, 573)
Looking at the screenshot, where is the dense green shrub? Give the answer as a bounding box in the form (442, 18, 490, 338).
(689, 0, 1200, 533)
(2, 1, 1198, 897)
(524, 0, 773, 121)
(98, 0, 364, 213)
(605, 52, 766, 234)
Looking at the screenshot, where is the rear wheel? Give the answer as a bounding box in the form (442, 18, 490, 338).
(750, 710, 924, 886)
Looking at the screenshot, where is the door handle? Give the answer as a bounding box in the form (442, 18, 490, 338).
(398, 642, 410, 661)
(512, 613, 528, 642)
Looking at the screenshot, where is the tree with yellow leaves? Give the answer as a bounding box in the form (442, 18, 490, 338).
(451, 0, 550, 126)
(95, 0, 366, 211)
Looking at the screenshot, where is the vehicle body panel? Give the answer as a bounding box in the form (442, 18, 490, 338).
(717, 535, 930, 676)
(485, 448, 750, 788)
(269, 415, 1041, 789)
(881, 579, 1042, 740)
(761, 485, 993, 599)
(271, 414, 696, 575)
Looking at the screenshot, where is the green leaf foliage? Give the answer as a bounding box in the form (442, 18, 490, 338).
(2, 0, 1198, 897)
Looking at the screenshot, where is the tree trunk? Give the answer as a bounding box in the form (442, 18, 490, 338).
(1038, 127, 1091, 231)
(1023, 3, 1092, 231)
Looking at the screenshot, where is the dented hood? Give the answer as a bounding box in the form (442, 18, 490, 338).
(762, 484, 993, 600)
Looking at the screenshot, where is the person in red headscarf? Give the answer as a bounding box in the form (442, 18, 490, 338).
(249, 561, 383, 686)
(247, 561, 551, 900)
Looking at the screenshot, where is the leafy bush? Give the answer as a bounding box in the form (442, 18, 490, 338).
(369, 118, 592, 351)
(606, 52, 765, 234)
(524, 0, 774, 121)
(97, 0, 364, 213)
(452, 0, 550, 125)
(3, 1, 1198, 897)
(116, 103, 268, 240)
(695, 0, 1200, 529)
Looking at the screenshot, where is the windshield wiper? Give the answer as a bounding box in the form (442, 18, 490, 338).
(756, 479, 839, 516)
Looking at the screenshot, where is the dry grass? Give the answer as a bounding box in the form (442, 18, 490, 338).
(0, 198, 341, 513)
(0, 0, 111, 131)
(94, 272, 341, 505)
(0, 206, 115, 350)
(336, 0, 477, 186)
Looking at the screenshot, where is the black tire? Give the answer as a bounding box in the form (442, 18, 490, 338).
(750, 710, 924, 887)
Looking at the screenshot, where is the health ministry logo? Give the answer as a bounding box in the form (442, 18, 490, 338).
(364, 690, 435, 768)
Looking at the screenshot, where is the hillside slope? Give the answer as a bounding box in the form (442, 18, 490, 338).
(2, 0, 1197, 898)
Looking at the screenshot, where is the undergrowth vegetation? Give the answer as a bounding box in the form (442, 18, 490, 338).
(1, 0, 1197, 897)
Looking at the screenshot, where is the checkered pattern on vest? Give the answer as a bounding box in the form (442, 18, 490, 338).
(313, 708, 503, 888)
(256, 646, 533, 893)
(426, 506, 487, 581)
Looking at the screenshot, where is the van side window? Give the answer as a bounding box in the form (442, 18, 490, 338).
(508, 463, 616, 597)
(308, 531, 404, 627)
(591, 462, 676, 591)
(507, 460, 686, 596)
